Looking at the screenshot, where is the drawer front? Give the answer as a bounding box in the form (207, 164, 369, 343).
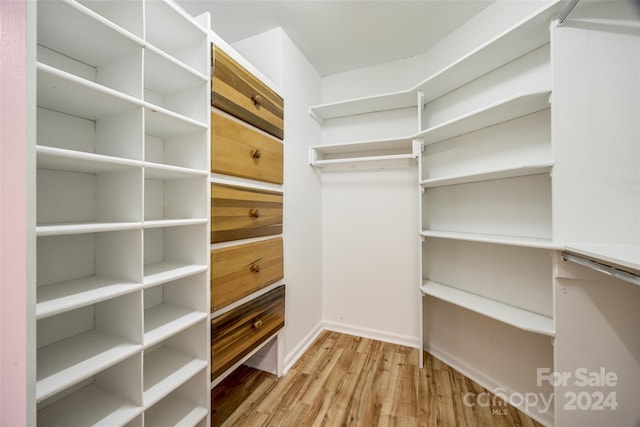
(211, 285, 285, 379)
(211, 238, 283, 312)
(211, 109, 283, 184)
(212, 45, 284, 140)
(211, 184, 283, 243)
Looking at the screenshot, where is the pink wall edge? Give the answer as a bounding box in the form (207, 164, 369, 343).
(1, 0, 29, 425)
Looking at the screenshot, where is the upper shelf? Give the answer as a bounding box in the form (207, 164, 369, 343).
(309, 1, 563, 122)
(419, 90, 551, 145)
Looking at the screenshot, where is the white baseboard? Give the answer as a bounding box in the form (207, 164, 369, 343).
(282, 321, 324, 375)
(323, 320, 421, 350)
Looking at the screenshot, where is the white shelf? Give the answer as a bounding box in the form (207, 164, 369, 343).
(419, 90, 551, 145)
(37, 0, 143, 69)
(143, 305, 207, 348)
(36, 330, 140, 402)
(144, 44, 207, 94)
(421, 162, 553, 188)
(210, 174, 284, 194)
(421, 230, 562, 250)
(37, 146, 143, 173)
(144, 162, 208, 180)
(144, 104, 207, 138)
(308, 1, 563, 121)
(143, 219, 207, 229)
(37, 63, 141, 120)
(564, 244, 640, 273)
(143, 346, 207, 407)
(309, 137, 420, 169)
(36, 276, 141, 320)
(144, 394, 208, 427)
(421, 280, 555, 336)
(143, 262, 207, 288)
(36, 221, 142, 237)
(37, 383, 142, 427)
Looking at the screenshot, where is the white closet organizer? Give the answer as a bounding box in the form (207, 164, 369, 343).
(308, 2, 564, 170)
(33, 0, 210, 425)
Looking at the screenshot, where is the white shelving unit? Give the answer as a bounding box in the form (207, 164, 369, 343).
(33, 0, 211, 424)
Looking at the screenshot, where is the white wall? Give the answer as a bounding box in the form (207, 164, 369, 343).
(232, 28, 325, 370)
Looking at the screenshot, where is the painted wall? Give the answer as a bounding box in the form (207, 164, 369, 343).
(0, 0, 29, 425)
(232, 28, 325, 370)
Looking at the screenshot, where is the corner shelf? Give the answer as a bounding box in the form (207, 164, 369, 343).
(308, 1, 563, 122)
(421, 229, 562, 250)
(420, 162, 553, 188)
(421, 280, 555, 336)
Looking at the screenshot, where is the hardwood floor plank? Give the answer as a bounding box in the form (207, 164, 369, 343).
(212, 331, 546, 427)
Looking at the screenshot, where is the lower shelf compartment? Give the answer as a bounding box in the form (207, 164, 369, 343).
(37, 383, 142, 427)
(37, 330, 140, 402)
(144, 394, 208, 427)
(421, 280, 554, 336)
(143, 346, 208, 408)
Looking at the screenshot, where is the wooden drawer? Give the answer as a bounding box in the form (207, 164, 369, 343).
(211, 184, 283, 243)
(211, 238, 283, 312)
(211, 109, 283, 184)
(211, 285, 285, 379)
(212, 45, 284, 140)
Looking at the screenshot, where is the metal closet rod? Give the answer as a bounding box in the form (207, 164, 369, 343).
(558, 0, 580, 25)
(562, 252, 640, 287)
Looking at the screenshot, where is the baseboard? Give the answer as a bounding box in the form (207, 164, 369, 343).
(323, 320, 421, 350)
(282, 321, 324, 375)
(425, 344, 554, 427)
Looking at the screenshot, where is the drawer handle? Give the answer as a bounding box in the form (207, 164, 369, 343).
(251, 149, 261, 160)
(249, 208, 260, 218)
(252, 94, 263, 107)
(250, 263, 261, 273)
(253, 319, 263, 329)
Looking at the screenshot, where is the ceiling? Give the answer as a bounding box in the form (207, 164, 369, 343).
(178, 1, 495, 77)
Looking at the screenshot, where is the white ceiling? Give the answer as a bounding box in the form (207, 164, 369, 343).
(178, 1, 495, 76)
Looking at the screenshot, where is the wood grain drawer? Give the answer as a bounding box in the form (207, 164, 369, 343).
(211, 184, 283, 243)
(211, 285, 285, 379)
(211, 109, 283, 184)
(211, 238, 283, 312)
(212, 45, 284, 140)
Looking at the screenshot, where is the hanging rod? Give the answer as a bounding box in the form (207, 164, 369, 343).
(558, 0, 580, 25)
(562, 252, 640, 287)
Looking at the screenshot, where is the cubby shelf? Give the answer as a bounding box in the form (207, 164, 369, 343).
(36, 277, 142, 320)
(144, 395, 208, 427)
(421, 280, 555, 336)
(143, 347, 208, 407)
(420, 162, 553, 188)
(143, 305, 207, 348)
(37, 383, 142, 427)
(33, 0, 210, 424)
(308, 1, 563, 122)
(143, 262, 208, 288)
(37, 63, 142, 119)
(36, 330, 141, 402)
(421, 230, 562, 250)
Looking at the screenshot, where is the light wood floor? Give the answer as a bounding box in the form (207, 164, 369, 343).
(211, 331, 545, 426)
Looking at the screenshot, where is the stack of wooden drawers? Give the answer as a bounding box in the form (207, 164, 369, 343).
(210, 46, 285, 381)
